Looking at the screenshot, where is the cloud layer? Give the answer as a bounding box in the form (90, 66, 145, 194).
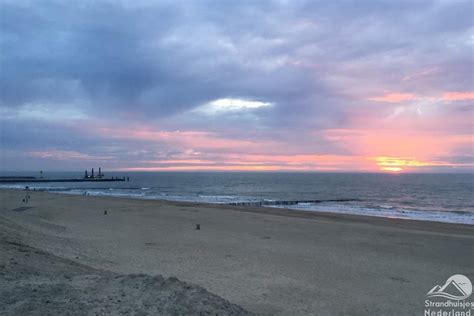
(1, 0, 473, 172)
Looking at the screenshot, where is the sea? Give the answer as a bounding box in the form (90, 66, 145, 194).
(1, 172, 473, 225)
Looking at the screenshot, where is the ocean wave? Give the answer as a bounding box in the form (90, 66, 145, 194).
(269, 202, 474, 225)
(0, 184, 71, 191)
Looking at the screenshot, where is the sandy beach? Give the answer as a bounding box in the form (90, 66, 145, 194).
(1, 189, 473, 315)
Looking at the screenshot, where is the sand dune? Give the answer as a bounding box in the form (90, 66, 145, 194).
(0, 235, 251, 315)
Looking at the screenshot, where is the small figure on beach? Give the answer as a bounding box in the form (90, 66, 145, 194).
(23, 187, 30, 204)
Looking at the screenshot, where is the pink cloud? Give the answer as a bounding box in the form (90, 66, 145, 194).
(96, 127, 263, 150)
(442, 92, 474, 101)
(119, 153, 374, 172)
(367, 93, 416, 103)
(53, 118, 472, 172)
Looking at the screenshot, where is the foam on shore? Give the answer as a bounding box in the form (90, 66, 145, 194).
(1, 185, 472, 225)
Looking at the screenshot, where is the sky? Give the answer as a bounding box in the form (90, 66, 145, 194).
(0, 0, 473, 173)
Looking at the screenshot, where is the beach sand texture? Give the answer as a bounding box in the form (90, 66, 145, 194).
(1, 189, 473, 315)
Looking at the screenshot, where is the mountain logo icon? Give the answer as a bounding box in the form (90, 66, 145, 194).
(427, 274, 472, 301)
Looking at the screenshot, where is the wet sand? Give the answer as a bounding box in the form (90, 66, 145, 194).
(1, 189, 473, 315)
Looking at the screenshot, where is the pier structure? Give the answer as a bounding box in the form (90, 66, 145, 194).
(0, 168, 128, 183)
(84, 167, 105, 179)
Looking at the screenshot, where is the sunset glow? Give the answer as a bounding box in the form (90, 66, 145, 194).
(375, 157, 443, 172)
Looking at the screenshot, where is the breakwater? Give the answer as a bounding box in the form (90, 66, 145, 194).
(227, 198, 360, 207)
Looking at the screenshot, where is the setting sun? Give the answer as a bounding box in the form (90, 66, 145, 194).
(380, 166, 403, 172)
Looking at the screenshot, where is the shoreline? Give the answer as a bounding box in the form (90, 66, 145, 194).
(2, 187, 473, 226)
(1, 189, 473, 314)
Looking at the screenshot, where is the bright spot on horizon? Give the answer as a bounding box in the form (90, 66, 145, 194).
(195, 98, 273, 115)
(374, 156, 462, 173)
(381, 166, 403, 172)
(375, 156, 437, 172)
